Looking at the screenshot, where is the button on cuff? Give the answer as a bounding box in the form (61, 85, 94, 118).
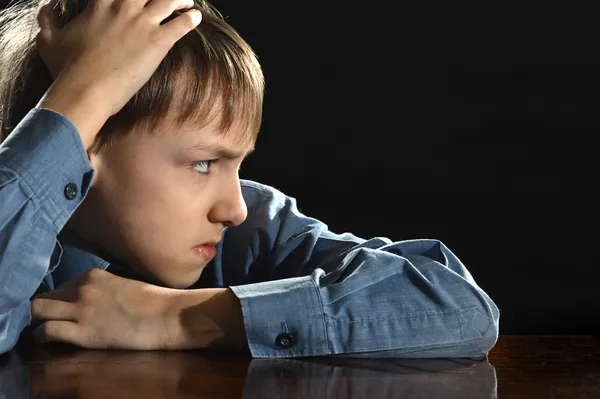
(275, 332, 297, 349)
(230, 275, 330, 357)
(64, 183, 78, 200)
(0, 108, 95, 228)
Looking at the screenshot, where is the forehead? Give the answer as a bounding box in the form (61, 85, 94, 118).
(131, 71, 258, 155)
(149, 94, 256, 154)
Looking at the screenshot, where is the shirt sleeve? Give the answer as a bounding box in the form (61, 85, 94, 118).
(228, 181, 500, 358)
(0, 107, 94, 354)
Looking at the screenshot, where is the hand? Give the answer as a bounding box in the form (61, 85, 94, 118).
(35, 0, 202, 117)
(30, 268, 179, 349)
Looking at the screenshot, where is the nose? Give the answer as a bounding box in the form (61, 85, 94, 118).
(207, 175, 248, 228)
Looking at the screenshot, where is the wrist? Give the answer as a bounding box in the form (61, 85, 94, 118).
(36, 78, 112, 150)
(163, 288, 247, 350)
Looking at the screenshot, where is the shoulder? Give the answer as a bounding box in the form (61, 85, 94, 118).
(237, 179, 318, 231)
(240, 179, 296, 210)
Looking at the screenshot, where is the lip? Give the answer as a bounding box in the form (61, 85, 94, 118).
(194, 244, 216, 259)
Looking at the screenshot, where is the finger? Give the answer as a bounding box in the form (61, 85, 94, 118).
(34, 285, 75, 302)
(157, 8, 202, 43)
(30, 298, 78, 322)
(144, 0, 195, 24)
(35, 269, 104, 301)
(36, 1, 60, 39)
(33, 320, 84, 345)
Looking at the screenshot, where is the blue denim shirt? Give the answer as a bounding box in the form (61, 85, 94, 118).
(0, 107, 500, 357)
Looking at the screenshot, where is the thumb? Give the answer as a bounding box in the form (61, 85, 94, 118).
(36, 1, 60, 45)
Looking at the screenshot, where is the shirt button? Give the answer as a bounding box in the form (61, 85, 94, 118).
(275, 332, 296, 349)
(64, 183, 78, 200)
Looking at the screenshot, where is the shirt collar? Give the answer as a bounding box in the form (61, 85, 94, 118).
(52, 227, 112, 287)
(57, 227, 111, 271)
(56, 228, 155, 284)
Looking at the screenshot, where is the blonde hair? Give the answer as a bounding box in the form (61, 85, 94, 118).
(0, 0, 264, 153)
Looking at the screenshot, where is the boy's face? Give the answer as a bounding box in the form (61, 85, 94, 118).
(68, 106, 254, 289)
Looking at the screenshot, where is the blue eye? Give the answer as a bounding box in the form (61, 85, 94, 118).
(192, 160, 214, 175)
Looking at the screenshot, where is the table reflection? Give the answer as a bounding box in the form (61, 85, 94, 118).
(0, 343, 497, 399)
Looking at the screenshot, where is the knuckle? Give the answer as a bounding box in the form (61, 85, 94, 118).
(30, 298, 44, 317)
(76, 284, 99, 301)
(92, 0, 110, 8)
(86, 267, 105, 280)
(88, 0, 111, 15)
(148, 28, 168, 48)
(78, 304, 97, 321)
(39, 321, 54, 339)
(182, 10, 199, 30)
(35, 33, 45, 48)
(80, 329, 100, 348)
(110, 0, 131, 12)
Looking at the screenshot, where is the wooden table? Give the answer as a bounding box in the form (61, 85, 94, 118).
(1, 335, 598, 398)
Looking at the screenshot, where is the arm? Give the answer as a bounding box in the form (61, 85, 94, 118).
(22, 174, 498, 355)
(196, 181, 500, 358)
(0, 106, 97, 354)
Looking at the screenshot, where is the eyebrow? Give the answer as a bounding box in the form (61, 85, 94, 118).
(188, 142, 255, 159)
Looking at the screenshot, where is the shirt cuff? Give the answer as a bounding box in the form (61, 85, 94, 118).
(0, 107, 95, 229)
(230, 273, 331, 358)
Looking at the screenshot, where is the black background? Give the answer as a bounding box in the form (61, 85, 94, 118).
(2, 0, 599, 334)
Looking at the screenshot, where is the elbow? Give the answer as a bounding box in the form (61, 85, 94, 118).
(477, 281, 501, 355)
(481, 301, 500, 354)
(0, 301, 32, 355)
(0, 321, 19, 355)
(476, 310, 500, 357)
(462, 294, 501, 358)
(0, 339, 16, 355)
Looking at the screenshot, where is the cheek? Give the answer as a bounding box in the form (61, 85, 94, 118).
(114, 169, 209, 236)
(93, 152, 211, 237)
(89, 157, 214, 284)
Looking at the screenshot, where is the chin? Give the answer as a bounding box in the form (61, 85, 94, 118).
(158, 268, 204, 289)
(167, 280, 196, 289)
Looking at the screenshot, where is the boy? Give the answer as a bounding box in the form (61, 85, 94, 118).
(0, 0, 499, 357)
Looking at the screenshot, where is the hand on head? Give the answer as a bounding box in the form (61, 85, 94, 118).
(35, 0, 202, 117)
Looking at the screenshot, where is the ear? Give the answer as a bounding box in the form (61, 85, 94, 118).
(86, 149, 100, 186)
(87, 148, 96, 164)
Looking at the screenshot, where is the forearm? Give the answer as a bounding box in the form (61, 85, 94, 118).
(0, 107, 93, 315)
(36, 78, 111, 150)
(165, 288, 247, 350)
